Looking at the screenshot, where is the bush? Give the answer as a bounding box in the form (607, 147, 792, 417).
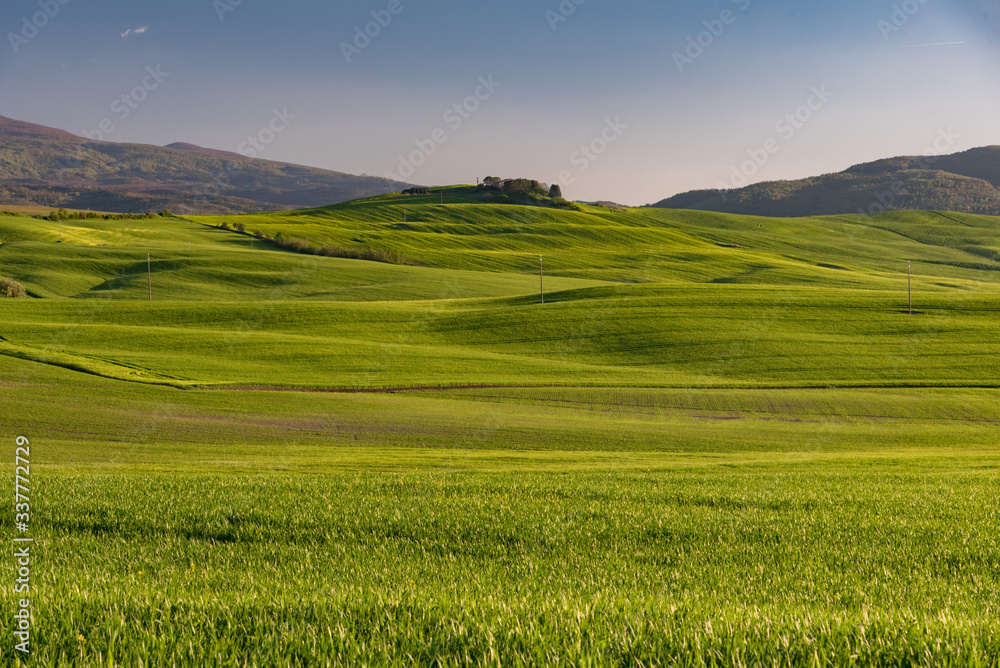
(262, 232, 406, 265)
(0, 278, 27, 298)
(219, 222, 231, 230)
(551, 197, 579, 210)
(235, 223, 246, 234)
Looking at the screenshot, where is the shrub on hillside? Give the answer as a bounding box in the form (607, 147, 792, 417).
(219, 221, 231, 230)
(235, 223, 246, 233)
(33, 211, 159, 222)
(551, 197, 579, 210)
(0, 278, 27, 298)
(260, 231, 407, 265)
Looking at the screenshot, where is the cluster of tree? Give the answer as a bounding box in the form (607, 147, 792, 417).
(218, 222, 407, 265)
(479, 177, 571, 207)
(32, 208, 170, 222)
(0, 277, 26, 298)
(401, 187, 433, 195)
(480, 177, 562, 197)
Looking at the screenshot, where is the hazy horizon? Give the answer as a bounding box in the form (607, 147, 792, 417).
(2, 0, 999, 205)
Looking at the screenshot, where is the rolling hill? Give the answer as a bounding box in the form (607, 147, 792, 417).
(0, 115, 411, 215)
(1, 187, 998, 389)
(651, 146, 1000, 217)
(3, 187, 1000, 665)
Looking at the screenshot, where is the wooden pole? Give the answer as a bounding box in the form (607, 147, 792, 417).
(908, 261, 912, 315)
(147, 253, 152, 301)
(540, 256, 545, 304)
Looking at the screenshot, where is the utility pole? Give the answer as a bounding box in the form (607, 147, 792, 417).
(908, 261, 912, 315)
(440, 191, 444, 205)
(539, 255, 544, 305)
(147, 253, 152, 301)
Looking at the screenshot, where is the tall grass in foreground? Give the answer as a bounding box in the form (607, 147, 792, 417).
(4, 459, 998, 666)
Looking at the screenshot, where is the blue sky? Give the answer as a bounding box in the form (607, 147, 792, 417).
(1, 0, 998, 204)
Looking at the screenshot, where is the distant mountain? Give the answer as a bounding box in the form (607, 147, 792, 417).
(649, 147, 1000, 217)
(0, 115, 412, 214)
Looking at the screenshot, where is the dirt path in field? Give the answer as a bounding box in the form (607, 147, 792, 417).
(207, 384, 551, 394)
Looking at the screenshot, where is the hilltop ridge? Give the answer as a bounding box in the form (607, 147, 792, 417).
(651, 146, 1000, 217)
(0, 115, 412, 214)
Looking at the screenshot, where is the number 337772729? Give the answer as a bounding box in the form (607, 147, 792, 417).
(15, 437, 30, 525)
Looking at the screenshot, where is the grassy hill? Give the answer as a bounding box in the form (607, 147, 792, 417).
(3, 190, 1000, 664)
(651, 146, 1000, 217)
(195, 186, 1000, 286)
(1, 188, 998, 390)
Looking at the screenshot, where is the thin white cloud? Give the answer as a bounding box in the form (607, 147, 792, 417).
(121, 26, 149, 39)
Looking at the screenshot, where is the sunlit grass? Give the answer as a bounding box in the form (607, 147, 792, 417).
(1, 194, 1000, 665)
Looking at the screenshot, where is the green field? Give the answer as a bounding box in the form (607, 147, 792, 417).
(1, 189, 999, 665)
